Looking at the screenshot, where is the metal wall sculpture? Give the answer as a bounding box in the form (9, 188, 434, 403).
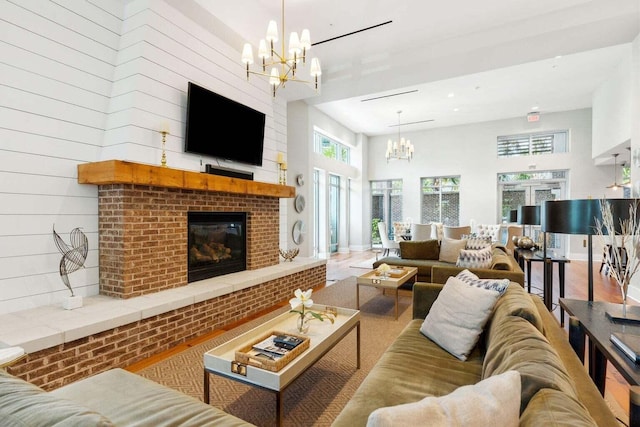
(53, 226, 88, 297)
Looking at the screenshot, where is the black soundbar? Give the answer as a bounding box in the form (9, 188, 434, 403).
(205, 164, 254, 181)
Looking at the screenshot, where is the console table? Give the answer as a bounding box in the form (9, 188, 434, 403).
(560, 298, 640, 426)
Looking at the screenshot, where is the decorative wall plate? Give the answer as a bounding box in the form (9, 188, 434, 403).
(294, 195, 306, 213)
(292, 220, 304, 244)
(296, 174, 304, 186)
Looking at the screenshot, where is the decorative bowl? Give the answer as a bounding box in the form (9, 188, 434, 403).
(517, 236, 536, 249)
(279, 248, 300, 262)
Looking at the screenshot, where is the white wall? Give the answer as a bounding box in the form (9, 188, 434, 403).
(287, 102, 366, 257)
(0, 0, 281, 315)
(592, 48, 633, 158)
(367, 108, 611, 260)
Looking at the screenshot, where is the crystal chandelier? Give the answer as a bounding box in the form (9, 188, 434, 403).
(386, 111, 415, 162)
(241, 0, 321, 97)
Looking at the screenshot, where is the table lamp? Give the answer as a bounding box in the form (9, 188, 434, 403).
(541, 199, 639, 302)
(517, 205, 540, 243)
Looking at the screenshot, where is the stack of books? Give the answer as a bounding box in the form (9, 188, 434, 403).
(249, 334, 304, 360)
(610, 332, 640, 363)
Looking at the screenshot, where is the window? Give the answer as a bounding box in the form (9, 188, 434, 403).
(497, 130, 568, 158)
(497, 170, 567, 252)
(371, 180, 403, 242)
(314, 131, 350, 164)
(421, 176, 460, 226)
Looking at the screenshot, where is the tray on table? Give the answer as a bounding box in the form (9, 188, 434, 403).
(234, 330, 310, 372)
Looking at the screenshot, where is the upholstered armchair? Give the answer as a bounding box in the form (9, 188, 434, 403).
(443, 225, 472, 240)
(410, 223, 432, 241)
(378, 222, 400, 256)
(475, 224, 504, 242)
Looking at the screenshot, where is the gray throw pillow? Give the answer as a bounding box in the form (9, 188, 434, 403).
(420, 276, 502, 361)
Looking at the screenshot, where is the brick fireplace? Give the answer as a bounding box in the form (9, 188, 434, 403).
(2, 161, 326, 390)
(98, 184, 280, 298)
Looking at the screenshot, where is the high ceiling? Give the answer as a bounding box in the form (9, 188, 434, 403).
(196, 0, 639, 141)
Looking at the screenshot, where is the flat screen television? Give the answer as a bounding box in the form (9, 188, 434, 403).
(184, 82, 265, 166)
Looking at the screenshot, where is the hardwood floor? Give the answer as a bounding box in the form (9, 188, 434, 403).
(326, 249, 632, 418)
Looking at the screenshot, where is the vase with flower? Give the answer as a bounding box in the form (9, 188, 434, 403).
(377, 263, 391, 279)
(289, 288, 335, 334)
(595, 199, 640, 321)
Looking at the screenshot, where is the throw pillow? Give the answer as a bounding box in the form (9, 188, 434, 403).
(366, 370, 521, 427)
(438, 237, 467, 263)
(420, 276, 502, 360)
(456, 246, 493, 269)
(465, 236, 492, 250)
(456, 269, 510, 294)
(399, 240, 439, 260)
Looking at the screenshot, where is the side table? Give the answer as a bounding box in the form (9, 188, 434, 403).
(560, 298, 640, 426)
(514, 248, 570, 325)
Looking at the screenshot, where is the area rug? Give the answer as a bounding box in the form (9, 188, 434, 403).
(135, 277, 413, 427)
(349, 257, 379, 269)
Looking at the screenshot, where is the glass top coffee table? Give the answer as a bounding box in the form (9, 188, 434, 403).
(203, 304, 360, 426)
(356, 266, 418, 320)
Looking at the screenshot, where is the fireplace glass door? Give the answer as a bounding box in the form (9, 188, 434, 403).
(188, 212, 247, 282)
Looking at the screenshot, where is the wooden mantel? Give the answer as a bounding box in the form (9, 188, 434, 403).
(78, 160, 295, 198)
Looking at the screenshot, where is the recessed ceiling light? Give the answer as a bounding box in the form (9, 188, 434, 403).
(447, 93, 454, 98)
(453, 108, 459, 112)
(531, 106, 539, 110)
(555, 55, 562, 59)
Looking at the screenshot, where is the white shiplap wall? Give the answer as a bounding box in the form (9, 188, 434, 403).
(0, 0, 283, 315)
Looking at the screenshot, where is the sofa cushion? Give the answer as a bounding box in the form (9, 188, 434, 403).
(455, 269, 509, 294)
(0, 369, 114, 426)
(399, 240, 439, 260)
(488, 284, 544, 333)
(51, 369, 253, 427)
(520, 388, 597, 427)
(490, 249, 512, 270)
(482, 316, 579, 412)
(366, 370, 520, 427)
(438, 238, 467, 263)
(420, 276, 502, 361)
(456, 246, 493, 269)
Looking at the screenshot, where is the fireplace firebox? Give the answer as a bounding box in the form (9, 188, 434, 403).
(187, 212, 247, 282)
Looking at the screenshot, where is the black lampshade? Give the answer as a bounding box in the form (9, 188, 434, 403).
(541, 199, 640, 235)
(509, 209, 518, 223)
(518, 205, 540, 226)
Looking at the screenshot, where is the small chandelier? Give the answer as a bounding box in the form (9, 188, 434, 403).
(241, 0, 321, 97)
(386, 111, 415, 162)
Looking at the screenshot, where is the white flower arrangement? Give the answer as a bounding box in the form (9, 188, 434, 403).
(289, 288, 335, 333)
(377, 263, 391, 275)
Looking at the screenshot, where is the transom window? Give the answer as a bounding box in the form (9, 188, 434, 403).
(497, 130, 568, 158)
(314, 130, 350, 164)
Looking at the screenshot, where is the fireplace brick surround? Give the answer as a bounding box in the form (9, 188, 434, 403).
(98, 184, 279, 298)
(3, 161, 326, 390)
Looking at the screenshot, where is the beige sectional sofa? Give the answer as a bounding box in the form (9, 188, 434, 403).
(373, 239, 525, 286)
(0, 367, 254, 426)
(332, 281, 618, 426)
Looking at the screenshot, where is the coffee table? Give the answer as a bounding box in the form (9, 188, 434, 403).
(356, 266, 418, 320)
(203, 305, 360, 426)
